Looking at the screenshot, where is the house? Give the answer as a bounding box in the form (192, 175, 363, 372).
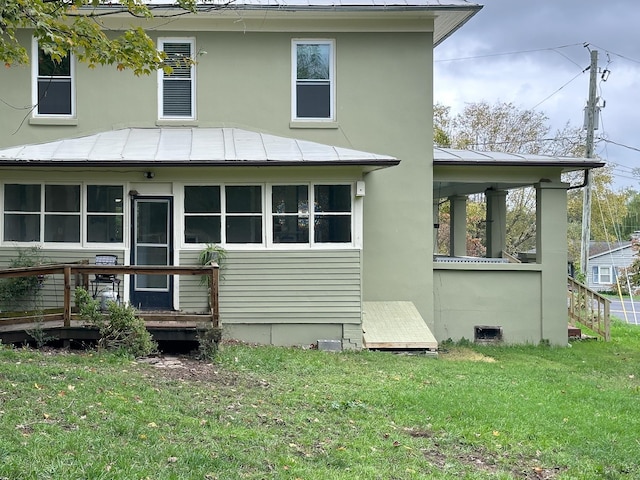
(588, 240, 636, 292)
(0, 1, 603, 348)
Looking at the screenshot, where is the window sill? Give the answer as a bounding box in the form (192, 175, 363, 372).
(290, 121, 339, 129)
(29, 117, 78, 126)
(156, 119, 199, 127)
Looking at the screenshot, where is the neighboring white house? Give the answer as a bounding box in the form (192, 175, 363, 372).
(588, 241, 636, 292)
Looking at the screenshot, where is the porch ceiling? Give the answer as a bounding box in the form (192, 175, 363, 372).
(433, 147, 605, 198)
(0, 127, 399, 172)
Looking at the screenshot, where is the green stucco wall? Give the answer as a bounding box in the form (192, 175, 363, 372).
(0, 22, 436, 346)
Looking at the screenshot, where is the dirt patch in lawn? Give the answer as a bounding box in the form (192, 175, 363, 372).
(135, 354, 270, 390)
(404, 428, 563, 479)
(439, 347, 496, 363)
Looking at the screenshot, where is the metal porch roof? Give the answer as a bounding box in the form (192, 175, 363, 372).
(0, 128, 399, 170)
(433, 147, 605, 171)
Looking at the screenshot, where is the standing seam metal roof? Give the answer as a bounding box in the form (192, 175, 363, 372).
(0, 128, 399, 167)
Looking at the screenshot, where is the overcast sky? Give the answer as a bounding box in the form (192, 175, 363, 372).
(434, 0, 640, 189)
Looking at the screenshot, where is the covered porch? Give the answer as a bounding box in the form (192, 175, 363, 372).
(432, 148, 604, 345)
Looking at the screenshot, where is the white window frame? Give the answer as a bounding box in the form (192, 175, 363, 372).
(179, 182, 360, 250)
(182, 184, 222, 245)
(31, 38, 75, 118)
(266, 183, 355, 249)
(291, 39, 335, 122)
(85, 184, 125, 246)
(1, 183, 126, 248)
(222, 184, 264, 247)
(592, 265, 613, 284)
(157, 37, 196, 120)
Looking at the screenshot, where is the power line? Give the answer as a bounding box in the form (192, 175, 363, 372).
(435, 43, 584, 63)
(599, 138, 640, 154)
(589, 44, 640, 65)
(529, 71, 585, 110)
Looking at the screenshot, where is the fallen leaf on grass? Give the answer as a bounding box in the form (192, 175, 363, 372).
(167, 457, 178, 463)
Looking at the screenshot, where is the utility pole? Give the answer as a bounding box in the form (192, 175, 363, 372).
(580, 49, 599, 277)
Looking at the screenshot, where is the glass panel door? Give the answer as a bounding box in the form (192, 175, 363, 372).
(131, 197, 173, 310)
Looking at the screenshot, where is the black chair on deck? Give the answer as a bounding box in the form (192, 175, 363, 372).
(91, 254, 121, 300)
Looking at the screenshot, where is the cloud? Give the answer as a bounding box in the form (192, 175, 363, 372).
(435, 0, 640, 188)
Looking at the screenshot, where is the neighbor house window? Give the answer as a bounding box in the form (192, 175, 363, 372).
(158, 38, 195, 119)
(293, 40, 334, 120)
(184, 186, 221, 243)
(592, 265, 613, 284)
(32, 41, 74, 116)
(225, 186, 262, 244)
(87, 185, 123, 243)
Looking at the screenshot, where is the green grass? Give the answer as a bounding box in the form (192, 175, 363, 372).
(1, 322, 639, 479)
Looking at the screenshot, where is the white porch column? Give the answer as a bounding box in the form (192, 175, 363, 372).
(536, 180, 570, 345)
(449, 195, 467, 257)
(485, 189, 508, 258)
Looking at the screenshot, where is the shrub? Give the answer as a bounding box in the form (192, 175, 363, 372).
(0, 246, 49, 311)
(197, 326, 223, 360)
(75, 287, 157, 357)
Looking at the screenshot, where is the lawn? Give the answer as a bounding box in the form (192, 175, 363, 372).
(0, 322, 639, 479)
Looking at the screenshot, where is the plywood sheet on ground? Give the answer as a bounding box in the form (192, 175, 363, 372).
(363, 301, 437, 350)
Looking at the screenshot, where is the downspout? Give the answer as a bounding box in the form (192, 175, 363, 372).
(567, 169, 589, 190)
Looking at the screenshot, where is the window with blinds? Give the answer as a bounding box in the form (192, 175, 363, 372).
(158, 39, 195, 119)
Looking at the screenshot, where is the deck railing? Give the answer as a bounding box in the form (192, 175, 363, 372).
(567, 276, 610, 341)
(0, 263, 219, 328)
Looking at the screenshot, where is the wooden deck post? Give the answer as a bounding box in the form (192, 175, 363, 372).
(211, 264, 220, 327)
(63, 266, 71, 327)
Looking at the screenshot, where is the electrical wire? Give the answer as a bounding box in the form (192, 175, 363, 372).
(435, 43, 584, 63)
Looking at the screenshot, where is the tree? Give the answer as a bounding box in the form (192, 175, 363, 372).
(566, 166, 632, 261)
(0, 0, 210, 75)
(435, 101, 587, 254)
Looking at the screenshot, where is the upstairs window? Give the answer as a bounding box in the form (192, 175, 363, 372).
(158, 38, 195, 119)
(33, 41, 74, 116)
(293, 40, 334, 121)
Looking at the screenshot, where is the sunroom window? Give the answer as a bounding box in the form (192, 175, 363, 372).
(2, 184, 125, 244)
(225, 186, 262, 244)
(87, 185, 123, 243)
(3, 184, 41, 242)
(184, 186, 221, 243)
(272, 185, 310, 244)
(44, 185, 80, 242)
(314, 185, 352, 243)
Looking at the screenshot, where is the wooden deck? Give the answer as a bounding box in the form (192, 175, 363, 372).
(362, 301, 438, 351)
(0, 310, 216, 344)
